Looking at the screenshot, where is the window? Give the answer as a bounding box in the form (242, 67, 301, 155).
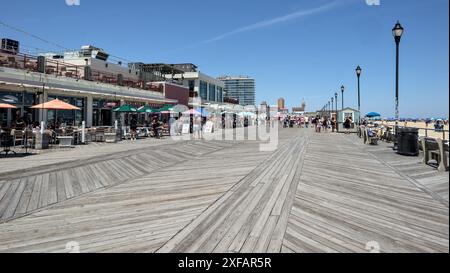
(217, 87, 223, 102)
(208, 84, 216, 102)
(199, 81, 208, 100)
(188, 80, 195, 91)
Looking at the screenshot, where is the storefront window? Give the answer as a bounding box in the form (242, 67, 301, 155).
(48, 95, 85, 126)
(209, 84, 216, 102)
(93, 99, 119, 126)
(0, 91, 38, 127)
(199, 81, 208, 101)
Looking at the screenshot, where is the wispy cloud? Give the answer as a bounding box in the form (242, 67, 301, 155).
(200, 0, 344, 44)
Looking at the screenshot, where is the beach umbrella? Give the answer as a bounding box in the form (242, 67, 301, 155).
(366, 112, 381, 118)
(0, 103, 17, 109)
(113, 105, 137, 112)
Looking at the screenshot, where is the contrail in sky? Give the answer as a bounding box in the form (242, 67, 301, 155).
(200, 0, 345, 44)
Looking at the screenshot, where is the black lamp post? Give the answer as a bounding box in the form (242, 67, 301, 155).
(334, 92, 338, 112)
(331, 97, 334, 116)
(392, 21, 404, 145)
(341, 85, 345, 110)
(335, 93, 338, 131)
(328, 101, 331, 118)
(356, 66, 362, 125)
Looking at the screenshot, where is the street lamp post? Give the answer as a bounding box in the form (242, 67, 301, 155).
(328, 101, 331, 118)
(356, 66, 362, 125)
(331, 97, 334, 116)
(334, 92, 338, 131)
(331, 97, 335, 131)
(341, 85, 345, 110)
(393, 21, 404, 149)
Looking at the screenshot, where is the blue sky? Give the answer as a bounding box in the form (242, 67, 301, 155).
(1, 0, 448, 118)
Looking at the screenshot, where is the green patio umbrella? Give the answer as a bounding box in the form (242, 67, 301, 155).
(113, 105, 137, 112)
(158, 104, 174, 112)
(113, 105, 137, 128)
(137, 105, 156, 113)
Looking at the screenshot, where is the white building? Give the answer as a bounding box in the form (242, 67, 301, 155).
(163, 64, 225, 107)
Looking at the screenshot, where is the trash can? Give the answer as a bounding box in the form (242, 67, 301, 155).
(397, 127, 419, 156)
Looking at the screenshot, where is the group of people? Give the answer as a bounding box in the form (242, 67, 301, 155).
(310, 116, 338, 133)
(129, 115, 165, 140)
(280, 116, 310, 128)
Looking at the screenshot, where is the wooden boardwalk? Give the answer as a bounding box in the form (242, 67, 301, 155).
(0, 128, 448, 253)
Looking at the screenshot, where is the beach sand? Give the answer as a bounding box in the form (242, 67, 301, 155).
(380, 121, 449, 140)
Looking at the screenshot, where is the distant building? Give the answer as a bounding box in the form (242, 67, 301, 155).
(218, 76, 255, 106)
(292, 101, 306, 114)
(277, 98, 285, 109)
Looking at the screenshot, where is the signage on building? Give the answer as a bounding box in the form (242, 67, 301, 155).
(105, 102, 118, 108)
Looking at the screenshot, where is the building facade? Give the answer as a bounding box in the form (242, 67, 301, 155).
(218, 76, 255, 106)
(0, 42, 180, 128)
(163, 65, 225, 107)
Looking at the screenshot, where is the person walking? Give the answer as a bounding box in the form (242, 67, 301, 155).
(331, 118, 336, 132)
(344, 117, 351, 134)
(316, 118, 322, 133)
(130, 115, 138, 141)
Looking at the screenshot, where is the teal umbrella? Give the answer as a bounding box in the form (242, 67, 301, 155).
(113, 105, 137, 112)
(158, 104, 174, 112)
(137, 105, 156, 113)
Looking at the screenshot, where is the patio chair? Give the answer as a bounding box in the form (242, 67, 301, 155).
(121, 126, 131, 140)
(95, 127, 106, 142)
(23, 129, 34, 151)
(11, 129, 24, 148)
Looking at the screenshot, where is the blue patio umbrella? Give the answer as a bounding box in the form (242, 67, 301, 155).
(366, 112, 381, 118)
(195, 108, 209, 117)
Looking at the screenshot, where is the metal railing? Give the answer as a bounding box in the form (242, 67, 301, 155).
(0, 51, 162, 93)
(383, 125, 448, 141)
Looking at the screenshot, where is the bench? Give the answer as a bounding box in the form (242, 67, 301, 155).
(363, 128, 378, 145)
(421, 137, 449, 172)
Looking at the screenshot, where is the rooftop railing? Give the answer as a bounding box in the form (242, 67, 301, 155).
(0, 51, 161, 93)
